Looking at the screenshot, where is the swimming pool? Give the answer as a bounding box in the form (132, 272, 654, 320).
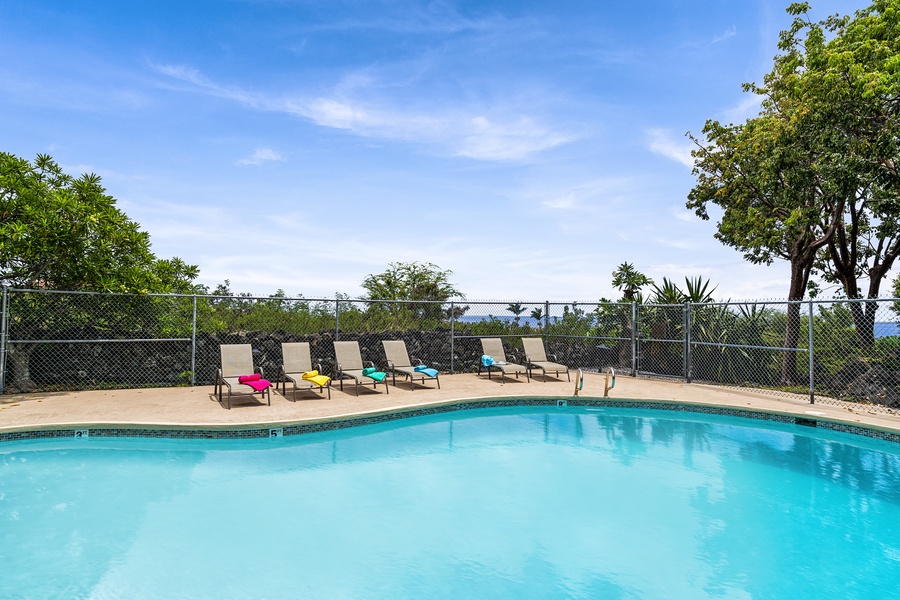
(3, 406, 900, 599)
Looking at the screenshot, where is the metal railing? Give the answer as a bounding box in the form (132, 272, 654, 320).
(1, 287, 899, 412)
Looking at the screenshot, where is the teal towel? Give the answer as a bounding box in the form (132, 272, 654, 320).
(365, 370, 386, 382)
(417, 367, 438, 378)
(362, 367, 376, 376)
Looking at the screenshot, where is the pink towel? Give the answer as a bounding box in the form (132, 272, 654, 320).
(243, 378, 271, 392)
(238, 374, 260, 384)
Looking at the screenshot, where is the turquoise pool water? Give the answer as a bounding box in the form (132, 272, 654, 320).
(3, 407, 900, 599)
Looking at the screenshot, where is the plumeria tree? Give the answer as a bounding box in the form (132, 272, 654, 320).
(0, 152, 199, 390)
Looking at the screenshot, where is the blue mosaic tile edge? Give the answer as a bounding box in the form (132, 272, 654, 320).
(2, 397, 900, 445)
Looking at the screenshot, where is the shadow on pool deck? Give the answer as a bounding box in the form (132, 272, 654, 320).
(2, 372, 900, 435)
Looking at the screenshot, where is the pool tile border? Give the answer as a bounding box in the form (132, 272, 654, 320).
(2, 396, 900, 444)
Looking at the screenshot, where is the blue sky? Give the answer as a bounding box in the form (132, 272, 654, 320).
(0, 0, 871, 301)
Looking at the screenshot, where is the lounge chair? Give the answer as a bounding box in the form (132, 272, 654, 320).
(522, 337, 571, 382)
(333, 341, 389, 396)
(382, 340, 440, 391)
(279, 342, 331, 401)
(479, 338, 530, 383)
(214, 344, 271, 409)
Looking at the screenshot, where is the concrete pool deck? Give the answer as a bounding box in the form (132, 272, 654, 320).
(2, 372, 900, 437)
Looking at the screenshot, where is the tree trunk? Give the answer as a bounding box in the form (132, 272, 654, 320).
(848, 301, 876, 348)
(8, 343, 37, 392)
(782, 261, 811, 385)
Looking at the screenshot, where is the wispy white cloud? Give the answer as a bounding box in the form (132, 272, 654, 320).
(711, 25, 737, 44)
(671, 206, 697, 223)
(647, 128, 694, 167)
(721, 94, 762, 124)
(653, 236, 702, 250)
(151, 63, 573, 162)
(304, 2, 505, 36)
(537, 177, 634, 211)
(151, 63, 263, 108)
(456, 116, 571, 160)
(238, 147, 284, 166)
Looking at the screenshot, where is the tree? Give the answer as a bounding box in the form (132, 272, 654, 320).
(688, 111, 845, 384)
(611, 262, 653, 302)
(0, 152, 199, 390)
(0, 153, 198, 292)
(610, 262, 652, 369)
(777, 1, 900, 346)
(686, 5, 874, 382)
(361, 261, 464, 323)
(683, 276, 717, 303)
(650, 278, 685, 305)
(506, 302, 526, 326)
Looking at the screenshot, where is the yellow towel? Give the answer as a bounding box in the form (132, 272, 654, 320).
(306, 375, 330, 387)
(301, 370, 319, 380)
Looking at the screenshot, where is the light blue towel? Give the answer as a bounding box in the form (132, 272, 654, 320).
(416, 367, 438, 378)
(481, 355, 494, 367)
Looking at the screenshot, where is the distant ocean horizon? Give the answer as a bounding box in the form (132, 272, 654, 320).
(875, 322, 899, 338)
(453, 315, 900, 338)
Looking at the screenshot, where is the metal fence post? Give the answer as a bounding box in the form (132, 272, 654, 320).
(450, 300, 455, 374)
(631, 302, 637, 376)
(0, 285, 8, 394)
(544, 300, 550, 334)
(809, 299, 815, 404)
(190, 295, 198, 386)
(684, 302, 692, 383)
(335, 294, 340, 341)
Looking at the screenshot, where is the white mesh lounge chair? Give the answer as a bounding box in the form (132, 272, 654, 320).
(522, 337, 571, 382)
(214, 344, 271, 409)
(333, 341, 389, 396)
(279, 342, 331, 401)
(382, 340, 440, 391)
(479, 338, 530, 383)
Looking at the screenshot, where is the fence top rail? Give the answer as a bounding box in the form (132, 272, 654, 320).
(4, 288, 900, 307)
(7, 337, 193, 344)
(687, 300, 797, 309)
(4, 288, 202, 299)
(639, 303, 686, 309)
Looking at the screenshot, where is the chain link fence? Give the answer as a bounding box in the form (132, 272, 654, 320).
(1, 288, 899, 412)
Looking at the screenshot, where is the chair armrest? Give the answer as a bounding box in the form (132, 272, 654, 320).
(215, 368, 224, 383)
(549, 354, 558, 362)
(333, 363, 343, 378)
(364, 360, 375, 369)
(255, 366, 265, 378)
(385, 360, 395, 371)
(411, 356, 425, 366)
